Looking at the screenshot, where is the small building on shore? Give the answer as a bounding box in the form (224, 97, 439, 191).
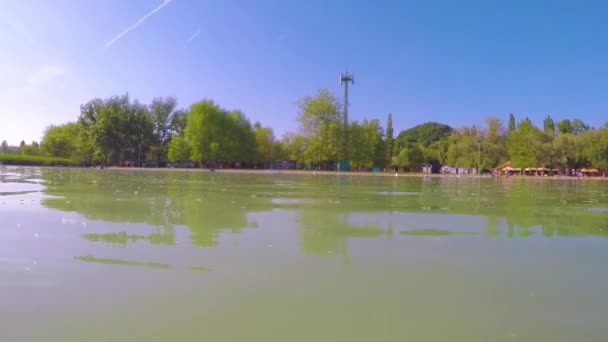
(441, 166, 478, 175)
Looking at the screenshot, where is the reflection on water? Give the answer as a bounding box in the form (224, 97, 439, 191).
(2, 166, 608, 257)
(4, 167, 597, 271)
(4, 166, 608, 341)
(84, 232, 149, 246)
(1, 166, 608, 270)
(400, 229, 479, 236)
(74, 255, 171, 269)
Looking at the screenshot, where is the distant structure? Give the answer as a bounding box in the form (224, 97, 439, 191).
(340, 72, 354, 162)
(339, 72, 354, 129)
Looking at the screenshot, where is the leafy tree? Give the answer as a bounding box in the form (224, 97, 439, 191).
(78, 94, 153, 165)
(588, 128, 608, 169)
(506, 120, 544, 167)
(297, 89, 344, 164)
(298, 89, 342, 135)
(395, 122, 451, 151)
(508, 113, 516, 132)
(272, 140, 288, 161)
(395, 145, 425, 168)
(446, 127, 479, 168)
(184, 100, 225, 163)
(20, 142, 41, 156)
(24, 90, 608, 172)
(395, 148, 409, 167)
(77, 98, 104, 164)
(171, 109, 188, 136)
(385, 113, 394, 163)
(40, 122, 82, 159)
(423, 140, 449, 167)
(183, 101, 256, 164)
(557, 119, 573, 134)
(571, 118, 590, 135)
(551, 133, 577, 170)
(148, 97, 177, 163)
(480, 117, 507, 169)
(281, 133, 307, 163)
(519, 117, 532, 128)
(574, 130, 596, 168)
(253, 122, 275, 163)
(302, 121, 344, 165)
(350, 119, 386, 168)
(223, 110, 256, 162)
(543, 115, 555, 134)
(167, 136, 191, 162)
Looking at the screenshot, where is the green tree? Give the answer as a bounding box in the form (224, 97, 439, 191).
(543, 115, 555, 134)
(76, 98, 104, 165)
(395, 148, 409, 167)
(395, 145, 425, 169)
(557, 119, 573, 134)
(588, 128, 608, 169)
(395, 122, 452, 151)
(184, 100, 225, 163)
(272, 140, 288, 161)
(551, 133, 577, 170)
(480, 117, 507, 169)
(508, 113, 516, 132)
(385, 113, 394, 164)
(148, 97, 177, 164)
(78, 94, 153, 165)
(281, 133, 307, 163)
(40, 122, 82, 159)
(253, 122, 275, 164)
(20, 141, 41, 156)
(574, 130, 596, 168)
(171, 109, 188, 136)
(424, 140, 449, 167)
(519, 117, 532, 128)
(446, 127, 479, 168)
(370, 121, 387, 167)
(167, 136, 191, 162)
(571, 118, 590, 135)
(183, 101, 256, 165)
(506, 120, 544, 168)
(297, 89, 344, 164)
(302, 121, 344, 165)
(223, 110, 256, 162)
(350, 119, 386, 168)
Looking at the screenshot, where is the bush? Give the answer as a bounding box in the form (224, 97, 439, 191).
(0, 154, 79, 166)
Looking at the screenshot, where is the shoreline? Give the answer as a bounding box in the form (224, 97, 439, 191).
(3, 164, 606, 180)
(101, 167, 608, 180)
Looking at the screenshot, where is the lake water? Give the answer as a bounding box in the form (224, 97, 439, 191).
(2, 166, 608, 341)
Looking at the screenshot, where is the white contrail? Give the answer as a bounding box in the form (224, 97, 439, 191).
(186, 28, 201, 43)
(104, 0, 173, 49)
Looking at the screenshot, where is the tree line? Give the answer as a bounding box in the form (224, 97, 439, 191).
(2, 89, 607, 171)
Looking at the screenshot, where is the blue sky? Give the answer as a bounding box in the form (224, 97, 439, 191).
(1, 0, 607, 145)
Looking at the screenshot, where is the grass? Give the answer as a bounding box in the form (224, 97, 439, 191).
(0, 154, 79, 166)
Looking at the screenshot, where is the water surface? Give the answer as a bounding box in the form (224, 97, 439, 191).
(2, 166, 608, 341)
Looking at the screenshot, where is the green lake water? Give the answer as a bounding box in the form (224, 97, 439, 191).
(2, 166, 608, 341)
